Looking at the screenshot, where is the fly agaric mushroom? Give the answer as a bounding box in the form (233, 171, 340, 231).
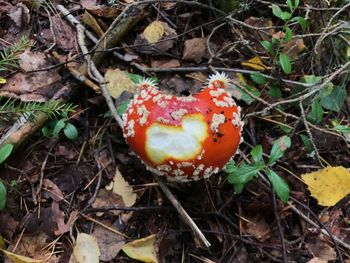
(122, 72, 243, 182)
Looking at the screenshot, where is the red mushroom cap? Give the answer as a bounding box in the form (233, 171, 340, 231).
(122, 72, 243, 182)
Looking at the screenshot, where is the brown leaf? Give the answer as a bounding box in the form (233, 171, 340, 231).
(8, 3, 30, 32)
(40, 15, 76, 51)
(244, 17, 274, 43)
(51, 202, 78, 236)
(1, 51, 68, 102)
(43, 179, 64, 202)
(306, 240, 336, 261)
(92, 189, 124, 216)
(183, 37, 209, 63)
(85, 6, 122, 19)
(80, 0, 99, 8)
(3, 232, 59, 262)
(241, 215, 271, 242)
(150, 58, 180, 68)
(92, 224, 126, 261)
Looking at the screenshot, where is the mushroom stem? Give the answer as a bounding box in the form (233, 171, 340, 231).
(153, 175, 211, 249)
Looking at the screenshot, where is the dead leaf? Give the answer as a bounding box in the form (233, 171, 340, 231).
(244, 17, 274, 42)
(80, 0, 99, 8)
(150, 58, 180, 68)
(241, 215, 271, 242)
(91, 189, 124, 216)
(1, 249, 44, 263)
(81, 11, 104, 37)
(2, 232, 57, 263)
(85, 6, 122, 19)
(106, 168, 137, 207)
(241, 56, 268, 70)
(183, 37, 209, 63)
(105, 69, 135, 99)
(122, 235, 158, 263)
(51, 202, 78, 235)
(1, 51, 68, 102)
(43, 179, 64, 202)
(92, 224, 126, 261)
(8, 3, 30, 31)
(306, 240, 337, 261)
(301, 166, 350, 206)
(143, 21, 164, 44)
(307, 258, 328, 263)
(71, 233, 100, 263)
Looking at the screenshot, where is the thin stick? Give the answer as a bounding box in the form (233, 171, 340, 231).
(154, 175, 211, 249)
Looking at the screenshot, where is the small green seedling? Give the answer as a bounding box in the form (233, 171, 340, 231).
(226, 136, 291, 202)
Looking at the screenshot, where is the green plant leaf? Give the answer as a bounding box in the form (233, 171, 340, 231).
(227, 162, 264, 187)
(116, 99, 130, 115)
(268, 86, 282, 98)
(331, 120, 350, 134)
(279, 53, 292, 74)
(53, 119, 66, 138)
(268, 135, 291, 165)
(63, 122, 78, 140)
(294, 0, 300, 9)
(307, 100, 324, 124)
(286, 0, 293, 11)
(321, 86, 346, 113)
(41, 126, 51, 137)
(261, 41, 274, 56)
(0, 144, 13, 165)
(0, 181, 6, 210)
(250, 73, 267, 85)
(232, 84, 261, 105)
(251, 145, 263, 163)
(272, 4, 291, 21)
(291, 16, 307, 32)
(299, 134, 313, 153)
(265, 169, 290, 202)
(279, 124, 292, 134)
(284, 27, 293, 42)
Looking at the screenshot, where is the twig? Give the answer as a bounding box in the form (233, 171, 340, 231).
(154, 175, 211, 249)
(271, 188, 287, 263)
(298, 101, 324, 167)
(290, 198, 346, 261)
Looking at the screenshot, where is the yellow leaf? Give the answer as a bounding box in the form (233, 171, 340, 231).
(106, 168, 137, 207)
(0, 77, 6, 84)
(143, 21, 164, 44)
(241, 56, 267, 70)
(301, 166, 350, 206)
(0, 248, 43, 263)
(122, 235, 158, 263)
(72, 233, 100, 263)
(105, 69, 135, 99)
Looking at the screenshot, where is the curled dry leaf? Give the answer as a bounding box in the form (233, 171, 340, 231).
(301, 166, 350, 206)
(183, 37, 210, 63)
(122, 234, 158, 263)
(1, 50, 69, 102)
(81, 11, 104, 37)
(71, 233, 100, 263)
(105, 69, 135, 99)
(105, 167, 137, 207)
